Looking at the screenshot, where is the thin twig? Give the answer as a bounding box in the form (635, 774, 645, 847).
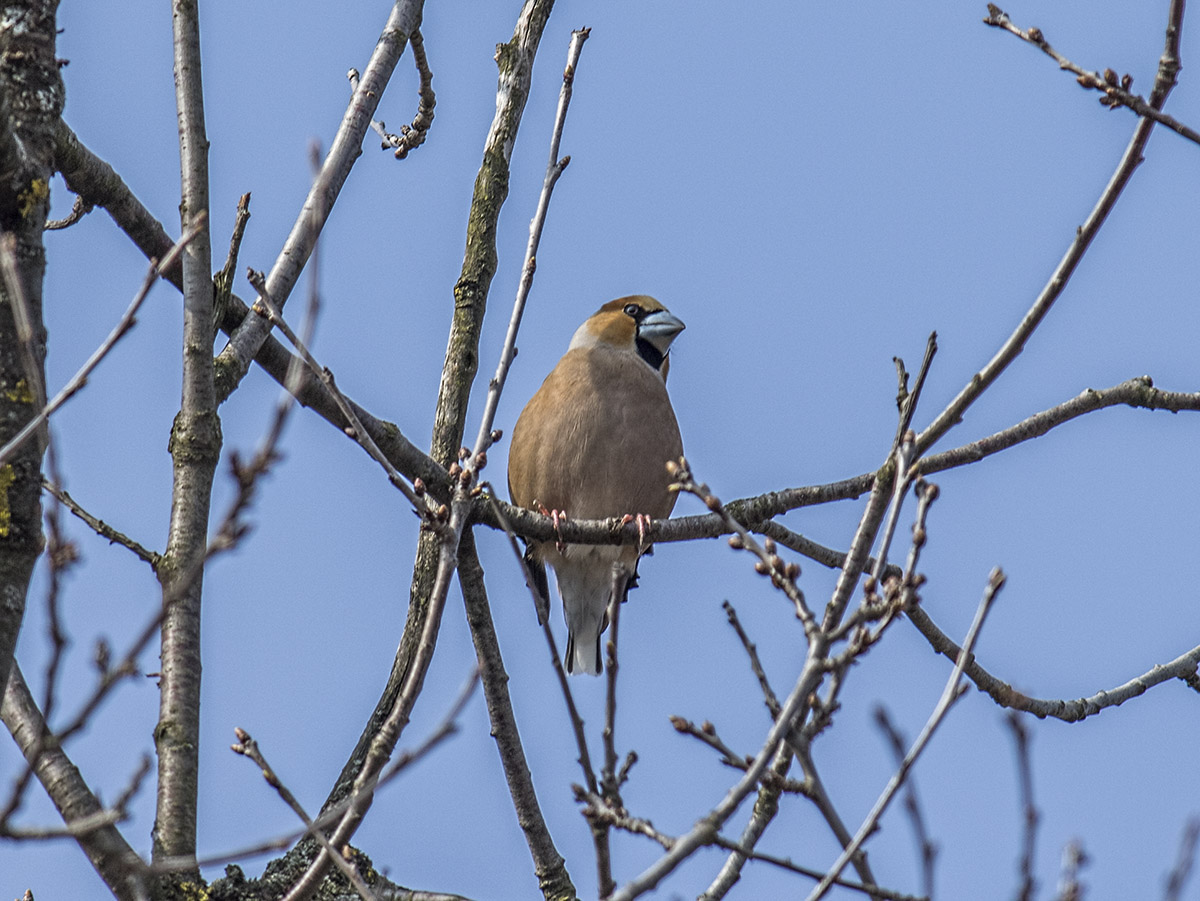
(723, 600, 781, 718)
(41, 479, 159, 568)
(36, 444, 74, 730)
(217, 0, 425, 391)
(919, 0, 1185, 457)
(1056, 840, 1088, 901)
(1, 754, 150, 841)
(353, 26, 437, 159)
(984, 5, 1200, 146)
(1007, 712, 1039, 901)
(212, 193, 251, 339)
(807, 568, 1006, 900)
(595, 562, 629, 898)
(699, 745, 795, 901)
(609, 633, 831, 900)
(156, 669, 480, 877)
(245, 269, 431, 515)
(669, 715, 808, 793)
(907, 604, 1200, 721)
(869, 432, 917, 586)
(893, 332, 938, 451)
(793, 746, 879, 892)
(44, 193, 93, 230)
(711, 835, 927, 901)
(875, 707, 936, 899)
(231, 728, 379, 901)
(0, 221, 206, 469)
(1164, 818, 1200, 901)
(669, 459, 815, 633)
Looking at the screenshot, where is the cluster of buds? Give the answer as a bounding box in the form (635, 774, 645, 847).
(409, 476, 450, 528)
(1079, 67, 1134, 108)
(728, 533, 802, 588)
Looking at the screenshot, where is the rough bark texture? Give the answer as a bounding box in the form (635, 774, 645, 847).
(0, 0, 62, 699)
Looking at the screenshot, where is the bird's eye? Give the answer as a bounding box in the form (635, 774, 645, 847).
(622, 303, 642, 319)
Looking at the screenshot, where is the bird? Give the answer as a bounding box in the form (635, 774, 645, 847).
(508, 295, 685, 675)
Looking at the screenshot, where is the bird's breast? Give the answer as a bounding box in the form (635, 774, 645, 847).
(508, 347, 683, 521)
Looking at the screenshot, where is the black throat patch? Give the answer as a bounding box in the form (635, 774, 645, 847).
(635, 337, 665, 371)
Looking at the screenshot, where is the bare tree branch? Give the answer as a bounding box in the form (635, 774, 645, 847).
(876, 707, 937, 900)
(1, 663, 148, 900)
(355, 26, 436, 160)
(917, 1, 1185, 456)
(245, 269, 433, 515)
(984, 4, 1200, 147)
(44, 192, 91, 230)
(807, 568, 1005, 900)
(455, 530, 576, 899)
(302, 12, 568, 900)
(0, 220, 206, 468)
(231, 728, 380, 901)
(1164, 818, 1200, 901)
(154, 0, 219, 870)
(477, 377, 1200, 551)
(1056, 839, 1088, 900)
(909, 603, 1200, 721)
(215, 0, 427, 393)
(51, 121, 447, 495)
(462, 26, 588, 476)
(612, 463, 837, 901)
(711, 834, 927, 901)
(1007, 713, 1039, 901)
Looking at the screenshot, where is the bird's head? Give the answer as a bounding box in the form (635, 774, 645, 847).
(568, 295, 685, 378)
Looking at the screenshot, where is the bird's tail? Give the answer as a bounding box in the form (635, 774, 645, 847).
(554, 548, 631, 676)
(565, 629, 602, 676)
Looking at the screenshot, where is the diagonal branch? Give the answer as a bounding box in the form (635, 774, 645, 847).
(807, 569, 1005, 900)
(984, 4, 1200, 147)
(917, 0, 1185, 456)
(1, 663, 148, 900)
(0, 220, 205, 468)
(215, 0, 427, 395)
(51, 120, 449, 495)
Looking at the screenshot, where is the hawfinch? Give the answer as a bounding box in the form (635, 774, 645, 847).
(508, 296, 685, 675)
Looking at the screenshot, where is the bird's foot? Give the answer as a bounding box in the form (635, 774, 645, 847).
(620, 513, 654, 552)
(539, 503, 569, 553)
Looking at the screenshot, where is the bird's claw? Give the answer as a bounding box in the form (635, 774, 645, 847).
(539, 503, 569, 553)
(621, 513, 653, 552)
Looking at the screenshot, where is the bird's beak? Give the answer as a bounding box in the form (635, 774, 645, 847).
(638, 310, 686, 356)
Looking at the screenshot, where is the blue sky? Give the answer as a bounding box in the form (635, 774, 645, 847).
(5, 2, 1200, 899)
